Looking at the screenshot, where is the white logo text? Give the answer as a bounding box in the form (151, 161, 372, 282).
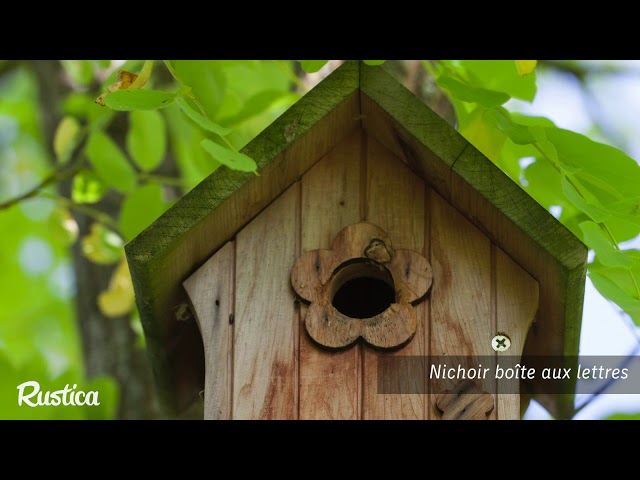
(17, 381, 100, 407)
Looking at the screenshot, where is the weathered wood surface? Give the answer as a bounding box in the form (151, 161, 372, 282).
(183, 241, 234, 419)
(360, 63, 586, 418)
(291, 221, 431, 351)
(233, 186, 298, 419)
(131, 61, 586, 418)
(126, 61, 360, 413)
(435, 379, 494, 420)
(299, 129, 362, 420)
(360, 66, 467, 199)
(495, 247, 539, 419)
(430, 192, 496, 419)
(361, 135, 428, 419)
(450, 144, 585, 418)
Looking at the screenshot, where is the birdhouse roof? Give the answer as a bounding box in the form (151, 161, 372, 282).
(125, 61, 587, 419)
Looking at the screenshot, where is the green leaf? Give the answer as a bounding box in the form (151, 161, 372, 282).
(71, 170, 107, 204)
(164, 104, 219, 188)
(171, 61, 226, 119)
(53, 116, 82, 164)
(579, 221, 634, 268)
(590, 249, 640, 321)
(81, 223, 123, 265)
(119, 184, 170, 241)
(175, 97, 232, 136)
(86, 131, 136, 193)
(201, 139, 257, 173)
(126, 110, 166, 171)
(130, 308, 146, 350)
(89, 60, 111, 70)
(509, 113, 556, 128)
(459, 107, 507, 161)
(48, 207, 79, 247)
(300, 60, 328, 73)
(561, 176, 610, 223)
(589, 267, 640, 326)
(602, 216, 640, 244)
(547, 127, 640, 200)
(104, 89, 176, 111)
(63, 92, 113, 125)
(97, 258, 134, 317)
(437, 74, 510, 107)
(219, 90, 287, 126)
(604, 412, 640, 420)
(515, 60, 537, 76)
(521, 157, 567, 210)
(460, 60, 537, 102)
(484, 107, 536, 145)
(60, 60, 93, 87)
(544, 127, 640, 240)
(363, 60, 386, 66)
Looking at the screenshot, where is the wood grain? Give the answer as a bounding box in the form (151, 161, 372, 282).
(450, 143, 586, 418)
(360, 64, 467, 199)
(130, 61, 586, 418)
(360, 63, 586, 418)
(363, 135, 427, 420)
(127, 61, 360, 414)
(299, 129, 361, 420)
(495, 247, 539, 419)
(233, 186, 298, 419)
(291, 221, 431, 351)
(183, 241, 234, 420)
(435, 379, 494, 420)
(430, 192, 495, 419)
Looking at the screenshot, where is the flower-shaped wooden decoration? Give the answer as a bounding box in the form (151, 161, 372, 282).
(291, 222, 432, 351)
(435, 379, 495, 420)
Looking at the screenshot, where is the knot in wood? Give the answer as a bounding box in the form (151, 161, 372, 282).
(365, 238, 391, 263)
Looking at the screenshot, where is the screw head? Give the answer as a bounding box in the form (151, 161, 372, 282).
(491, 334, 511, 352)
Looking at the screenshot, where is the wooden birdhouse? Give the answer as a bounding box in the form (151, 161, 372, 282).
(126, 61, 587, 420)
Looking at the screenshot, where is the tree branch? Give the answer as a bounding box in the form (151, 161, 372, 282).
(0, 162, 81, 210)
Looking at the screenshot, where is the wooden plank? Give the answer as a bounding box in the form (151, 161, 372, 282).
(299, 129, 362, 420)
(130, 61, 588, 419)
(450, 144, 586, 418)
(233, 186, 298, 419)
(435, 379, 495, 420)
(360, 63, 468, 200)
(495, 247, 539, 419)
(126, 61, 361, 414)
(430, 192, 495, 420)
(183, 241, 234, 419)
(363, 135, 426, 420)
(360, 63, 586, 417)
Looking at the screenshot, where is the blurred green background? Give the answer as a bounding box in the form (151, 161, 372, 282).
(0, 60, 638, 419)
(0, 60, 303, 419)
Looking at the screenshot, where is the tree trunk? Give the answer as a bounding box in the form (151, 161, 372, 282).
(30, 60, 163, 419)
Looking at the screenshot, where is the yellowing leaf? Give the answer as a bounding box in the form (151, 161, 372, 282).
(96, 69, 144, 106)
(48, 207, 79, 247)
(81, 223, 123, 265)
(53, 116, 82, 164)
(515, 60, 537, 76)
(98, 258, 135, 317)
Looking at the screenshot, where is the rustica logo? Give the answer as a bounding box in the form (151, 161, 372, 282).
(17, 381, 100, 407)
